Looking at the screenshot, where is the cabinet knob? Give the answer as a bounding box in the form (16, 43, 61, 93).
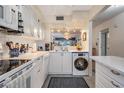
(37, 70, 40, 72)
(111, 70, 120, 75)
(111, 81, 120, 88)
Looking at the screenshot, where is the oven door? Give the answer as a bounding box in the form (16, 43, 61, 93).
(0, 5, 6, 27)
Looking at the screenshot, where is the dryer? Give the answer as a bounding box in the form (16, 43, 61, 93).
(72, 52, 89, 75)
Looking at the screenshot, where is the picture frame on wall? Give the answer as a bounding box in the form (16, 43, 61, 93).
(83, 32, 87, 41)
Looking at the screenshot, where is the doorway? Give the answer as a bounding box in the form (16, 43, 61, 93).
(99, 28, 109, 56)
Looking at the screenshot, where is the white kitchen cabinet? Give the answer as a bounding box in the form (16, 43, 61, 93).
(23, 6, 32, 36)
(49, 52, 62, 74)
(32, 57, 43, 88)
(32, 16, 38, 38)
(96, 62, 124, 88)
(49, 52, 72, 74)
(5, 5, 18, 30)
(42, 53, 50, 86)
(23, 6, 40, 38)
(62, 52, 72, 74)
(0, 5, 6, 27)
(0, 5, 18, 30)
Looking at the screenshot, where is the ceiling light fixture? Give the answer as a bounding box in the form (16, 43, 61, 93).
(57, 29, 60, 32)
(64, 32, 71, 40)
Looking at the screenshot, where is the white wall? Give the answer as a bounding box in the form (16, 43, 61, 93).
(89, 5, 106, 20)
(93, 12, 124, 57)
(0, 32, 36, 54)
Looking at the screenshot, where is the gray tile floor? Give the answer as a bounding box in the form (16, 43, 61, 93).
(42, 74, 95, 88)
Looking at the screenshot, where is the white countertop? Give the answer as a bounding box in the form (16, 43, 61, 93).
(90, 56, 124, 73)
(50, 50, 89, 53)
(0, 51, 49, 60)
(68, 50, 89, 52)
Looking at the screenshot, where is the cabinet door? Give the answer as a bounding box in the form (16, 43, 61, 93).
(11, 6, 18, 30)
(0, 5, 6, 27)
(5, 6, 12, 28)
(5, 5, 18, 30)
(42, 54, 49, 86)
(23, 6, 32, 36)
(49, 52, 62, 74)
(32, 58, 43, 88)
(44, 55, 49, 79)
(62, 52, 72, 74)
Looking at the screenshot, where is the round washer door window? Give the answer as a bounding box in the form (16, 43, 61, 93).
(74, 57, 88, 71)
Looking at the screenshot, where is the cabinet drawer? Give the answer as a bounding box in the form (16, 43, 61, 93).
(96, 77, 105, 88)
(96, 63, 124, 86)
(96, 70, 124, 88)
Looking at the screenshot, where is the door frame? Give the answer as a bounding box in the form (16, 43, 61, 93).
(99, 28, 109, 56)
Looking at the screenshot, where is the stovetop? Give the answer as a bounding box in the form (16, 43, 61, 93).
(0, 60, 30, 76)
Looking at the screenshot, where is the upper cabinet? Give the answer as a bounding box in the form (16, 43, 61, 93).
(0, 5, 45, 40)
(6, 6, 18, 30)
(23, 6, 45, 40)
(0, 5, 18, 31)
(23, 6, 32, 36)
(0, 5, 6, 27)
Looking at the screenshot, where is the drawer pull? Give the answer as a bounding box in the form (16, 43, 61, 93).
(111, 81, 120, 88)
(38, 70, 40, 72)
(111, 70, 120, 75)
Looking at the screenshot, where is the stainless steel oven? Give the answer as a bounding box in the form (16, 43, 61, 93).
(0, 63, 35, 88)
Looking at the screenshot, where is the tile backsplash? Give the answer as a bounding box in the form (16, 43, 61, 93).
(0, 32, 37, 54)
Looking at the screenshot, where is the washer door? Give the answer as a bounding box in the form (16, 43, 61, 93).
(74, 57, 88, 71)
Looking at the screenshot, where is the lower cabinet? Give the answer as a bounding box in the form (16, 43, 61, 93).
(96, 62, 124, 88)
(49, 52, 72, 74)
(62, 52, 72, 74)
(49, 52, 62, 74)
(32, 54, 50, 88)
(41, 53, 50, 86)
(32, 57, 43, 88)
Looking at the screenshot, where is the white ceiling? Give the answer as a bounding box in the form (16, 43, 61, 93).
(93, 5, 124, 27)
(38, 5, 92, 33)
(38, 5, 92, 16)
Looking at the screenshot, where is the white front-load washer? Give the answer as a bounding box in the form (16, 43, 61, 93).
(72, 52, 89, 75)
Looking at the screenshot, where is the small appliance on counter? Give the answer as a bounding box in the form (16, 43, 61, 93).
(6, 42, 19, 57)
(45, 43, 50, 51)
(6, 41, 29, 57)
(45, 42, 54, 51)
(37, 46, 43, 51)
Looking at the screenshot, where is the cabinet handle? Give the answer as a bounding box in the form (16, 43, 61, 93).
(111, 81, 120, 88)
(111, 70, 120, 75)
(11, 9, 15, 13)
(37, 70, 40, 72)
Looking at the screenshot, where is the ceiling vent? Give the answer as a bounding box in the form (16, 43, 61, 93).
(56, 16, 64, 20)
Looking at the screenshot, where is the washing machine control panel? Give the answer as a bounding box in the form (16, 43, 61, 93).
(78, 53, 84, 56)
(78, 52, 89, 57)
